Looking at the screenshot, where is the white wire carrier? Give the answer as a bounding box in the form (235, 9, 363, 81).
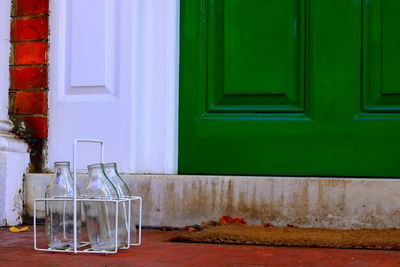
(33, 139, 142, 254)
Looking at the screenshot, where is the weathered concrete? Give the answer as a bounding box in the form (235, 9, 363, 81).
(0, 149, 29, 225)
(25, 174, 400, 229)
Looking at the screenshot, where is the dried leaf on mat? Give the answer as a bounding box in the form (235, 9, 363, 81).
(219, 216, 247, 225)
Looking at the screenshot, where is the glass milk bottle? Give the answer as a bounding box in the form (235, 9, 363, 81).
(103, 163, 135, 243)
(83, 163, 126, 251)
(45, 161, 81, 249)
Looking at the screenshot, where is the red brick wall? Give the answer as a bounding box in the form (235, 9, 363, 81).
(9, 0, 49, 172)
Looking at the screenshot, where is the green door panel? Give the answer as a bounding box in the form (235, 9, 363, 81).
(179, 0, 400, 177)
(208, 0, 305, 112)
(363, 0, 400, 111)
(223, 0, 302, 96)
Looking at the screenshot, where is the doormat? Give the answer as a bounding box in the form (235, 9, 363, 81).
(167, 224, 400, 250)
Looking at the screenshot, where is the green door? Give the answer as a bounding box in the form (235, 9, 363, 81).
(179, 0, 400, 177)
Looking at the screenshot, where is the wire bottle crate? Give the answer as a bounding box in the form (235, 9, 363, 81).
(33, 139, 142, 254)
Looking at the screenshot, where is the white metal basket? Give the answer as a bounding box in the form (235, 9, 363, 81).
(33, 139, 142, 254)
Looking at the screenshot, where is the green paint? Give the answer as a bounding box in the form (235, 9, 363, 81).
(179, 0, 400, 177)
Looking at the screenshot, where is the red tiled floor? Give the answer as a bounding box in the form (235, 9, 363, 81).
(1, 226, 400, 267)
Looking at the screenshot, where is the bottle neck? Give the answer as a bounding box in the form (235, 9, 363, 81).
(104, 165, 118, 178)
(103, 164, 131, 197)
(55, 165, 70, 177)
(87, 165, 120, 198)
(53, 165, 72, 185)
(47, 164, 74, 197)
(88, 166, 105, 179)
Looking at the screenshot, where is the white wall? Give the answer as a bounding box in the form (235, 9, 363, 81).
(48, 0, 179, 174)
(0, 0, 29, 226)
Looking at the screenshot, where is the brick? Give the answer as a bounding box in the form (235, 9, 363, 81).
(11, 17, 48, 41)
(10, 66, 47, 89)
(20, 116, 47, 138)
(14, 42, 47, 65)
(15, 0, 49, 16)
(14, 91, 47, 114)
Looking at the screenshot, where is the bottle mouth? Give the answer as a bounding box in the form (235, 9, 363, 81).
(54, 161, 70, 166)
(87, 163, 103, 169)
(103, 162, 117, 168)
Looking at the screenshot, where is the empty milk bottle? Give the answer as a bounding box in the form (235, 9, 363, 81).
(103, 163, 136, 244)
(45, 161, 81, 249)
(83, 163, 126, 251)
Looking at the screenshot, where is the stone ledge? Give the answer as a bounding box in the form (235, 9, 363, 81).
(25, 174, 400, 229)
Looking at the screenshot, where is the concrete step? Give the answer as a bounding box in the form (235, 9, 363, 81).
(25, 174, 400, 229)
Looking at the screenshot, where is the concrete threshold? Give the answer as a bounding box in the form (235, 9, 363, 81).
(25, 174, 400, 229)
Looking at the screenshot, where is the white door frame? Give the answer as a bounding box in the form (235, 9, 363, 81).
(133, 0, 180, 174)
(48, 0, 180, 174)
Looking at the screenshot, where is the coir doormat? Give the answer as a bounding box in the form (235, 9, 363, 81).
(167, 224, 400, 250)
